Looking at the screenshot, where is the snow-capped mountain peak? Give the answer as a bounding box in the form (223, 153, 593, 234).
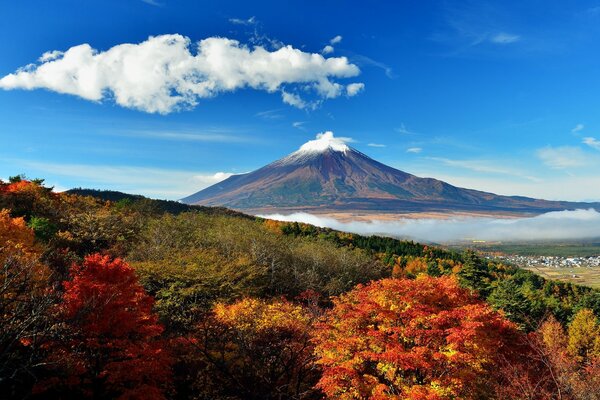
(298, 131, 351, 153)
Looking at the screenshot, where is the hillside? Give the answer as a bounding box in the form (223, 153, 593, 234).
(2, 177, 600, 399)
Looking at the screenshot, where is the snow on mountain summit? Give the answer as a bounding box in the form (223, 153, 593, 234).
(298, 131, 351, 153)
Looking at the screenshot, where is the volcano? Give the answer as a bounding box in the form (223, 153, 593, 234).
(181, 132, 600, 215)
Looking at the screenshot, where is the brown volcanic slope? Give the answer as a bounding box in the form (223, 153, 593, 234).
(181, 137, 600, 215)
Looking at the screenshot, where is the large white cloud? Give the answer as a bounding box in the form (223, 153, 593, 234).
(0, 34, 364, 114)
(259, 209, 600, 243)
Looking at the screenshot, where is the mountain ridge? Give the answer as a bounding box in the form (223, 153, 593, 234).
(181, 132, 600, 215)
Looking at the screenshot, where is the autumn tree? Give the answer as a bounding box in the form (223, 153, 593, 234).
(567, 308, 600, 364)
(180, 298, 319, 400)
(313, 276, 521, 399)
(0, 210, 53, 397)
(37, 254, 171, 400)
(497, 312, 600, 400)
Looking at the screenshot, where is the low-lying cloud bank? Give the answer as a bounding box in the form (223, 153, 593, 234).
(0, 34, 363, 114)
(259, 209, 600, 243)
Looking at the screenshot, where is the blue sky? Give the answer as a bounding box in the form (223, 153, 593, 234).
(1, 0, 600, 201)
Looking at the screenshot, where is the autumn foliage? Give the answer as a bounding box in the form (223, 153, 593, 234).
(38, 254, 171, 399)
(3, 179, 600, 399)
(0, 210, 53, 397)
(313, 276, 521, 399)
(178, 297, 319, 399)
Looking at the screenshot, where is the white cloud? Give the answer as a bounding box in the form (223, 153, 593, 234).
(298, 131, 355, 153)
(352, 54, 395, 79)
(229, 16, 256, 25)
(537, 146, 590, 169)
(330, 35, 343, 45)
(259, 209, 600, 243)
(406, 147, 422, 153)
(583, 137, 600, 151)
(292, 121, 306, 129)
(141, 0, 162, 6)
(490, 32, 520, 44)
(321, 45, 334, 54)
(395, 123, 417, 135)
(281, 91, 307, 109)
(255, 109, 283, 120)
(408, 171, 600, 202)
(429, 157, 540, 181)
(119, 130, 253, 143)
(346, 82, 364, 96)
(2, 158, 232, 199)
(572, 123, 585, 133)
(39, 50, 64, 62)
(367, 143, 386, 148)
(0, 34, 363, 114)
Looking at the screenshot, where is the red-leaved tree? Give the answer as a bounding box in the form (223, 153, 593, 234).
(313, 276, 522, 399)
(37, 254, 171, 400)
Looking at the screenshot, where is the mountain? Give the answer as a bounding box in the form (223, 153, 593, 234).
(181, 132, 600, 215)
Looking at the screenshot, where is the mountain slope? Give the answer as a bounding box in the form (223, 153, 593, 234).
(181, 132, 600, 215)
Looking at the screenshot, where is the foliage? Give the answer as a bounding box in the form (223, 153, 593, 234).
(313, 276, 521, 399)
(37, 254, 172, 399)
(134, 248, 266, 333)
(174, 298, 319, 400)
(3, 178, 600, 399)
(498, 311, 600, 400)
(567, 308, 600, 364)
(130, 212, 385, 300)
(0, 210, 54, 398)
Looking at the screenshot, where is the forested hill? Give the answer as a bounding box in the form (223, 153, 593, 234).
(2, 177, 600, 399)
(66, 187, 253, 218)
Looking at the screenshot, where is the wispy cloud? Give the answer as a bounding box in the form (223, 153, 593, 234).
(3, 158, 234, 199)
(0, 34, 363, 114)
(571, 123, 585, 133)
(395, 123, 417, 135)
(583, 137, 600, 151)
(537, 146, 591, 169)
(368, 143, 386, 148)
(321, 45, 334, 54)
(350, 54, 395, 79)
(490, 32, 520, 44)
(586, 6, 600, 15)
(255, 109, 284, 120)
(141, 0, 163, 7)
(292, 121, 307, 130)
(115, 130, 254, 143)
(259, 209, 600, 243)
(229, 16, 256, 25)
(433, 2, 525, 54)
(409, 171, 600, 202)
(330, 35, 343, 45)
(428, 157, 540, 181)
(406, 147, 422, 154)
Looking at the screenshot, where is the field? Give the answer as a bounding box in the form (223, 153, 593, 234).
(448, 240, 600, 288)
(522, 265, 600, 289)
(450, 241, 600, 257)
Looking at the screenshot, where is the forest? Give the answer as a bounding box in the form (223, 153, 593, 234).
(2, 176, 600, 400)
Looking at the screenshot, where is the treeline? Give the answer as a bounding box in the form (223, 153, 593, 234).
(274, 219, 600, 329)
(1, 177, 600, 399)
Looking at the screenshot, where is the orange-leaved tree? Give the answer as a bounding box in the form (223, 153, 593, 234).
(313, 276, 521, 400)
(180, 297, 319, 400)
(37, 254, 171, 400)
(0, 209, 53, 397)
